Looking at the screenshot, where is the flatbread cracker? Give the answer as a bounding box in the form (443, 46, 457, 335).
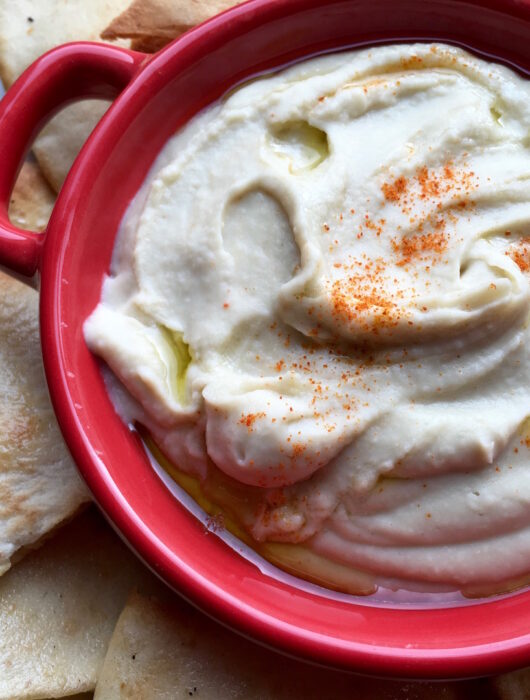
(0, 0, 131, 191)
(9, 161, 55, 233)
(94, 583, 486, 700)
(101, 0, 243, 51)
(494, 669, 530, 699)
(0, 267, 90, 576)
(31, 102, 111, 193)
(0, 507, 148, 699)
(0, 163, 92, 576)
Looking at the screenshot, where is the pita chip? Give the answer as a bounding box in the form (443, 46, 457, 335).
(0, 267, 90, 576)
(0, 162, 92, 576)
(94, 582, 485, 700)
(29, 102, 111, 193)
(494, 668, 530, 700)
(0, 0, 131, 191)
(101, 0, 244, 52)
(0, 507, 148, 699)
(8, 161, 55, 233)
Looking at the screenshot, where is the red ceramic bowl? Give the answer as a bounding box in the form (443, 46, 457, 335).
(2, 0, 530, 680)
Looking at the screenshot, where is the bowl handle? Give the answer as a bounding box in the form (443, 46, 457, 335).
(0, 42, 146, 279)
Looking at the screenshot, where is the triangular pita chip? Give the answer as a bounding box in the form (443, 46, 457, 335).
(0, 0, 131, 191)
(94, 582, 486, 700)
(494, 668, 530, 700)
(9, 161, 55, 233)
(0, 507, 148, 699)
(0, 163, 91, 577)
(29, 102, 110, 194)
(101, 0, 243, 52)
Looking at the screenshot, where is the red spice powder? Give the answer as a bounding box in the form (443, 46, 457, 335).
(507, 237, 530, 273)
(417, 166, 441, 199)
(392, 230, 448, 267)
(291, 443, 306, 458)
(382, 176, 408, 203)
(400, 54, 425, 70)
(328, 258, 402, 332)
(239, 412, 266, 431)
(381, 161, 477, 212)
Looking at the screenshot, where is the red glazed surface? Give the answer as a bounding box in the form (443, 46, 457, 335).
(2, 0, 530, 679)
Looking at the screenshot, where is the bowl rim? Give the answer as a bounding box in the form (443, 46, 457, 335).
(38, 0, 530, 679)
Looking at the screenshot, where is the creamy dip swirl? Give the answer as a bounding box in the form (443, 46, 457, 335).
(85, 43, 530, 592)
